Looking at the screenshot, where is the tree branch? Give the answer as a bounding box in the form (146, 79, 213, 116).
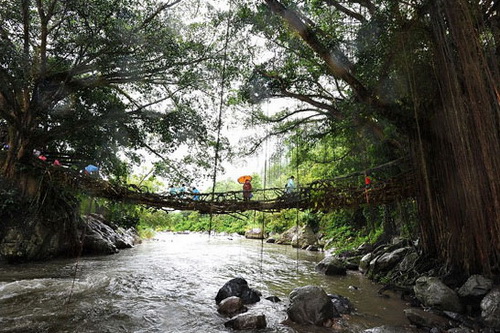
(257, 108, 330, 123)
(264, 0, 371, 99)
(323, 0, 367, 22)
(263, 0, 413, 133)
(352, 0, 376, 15)
(140, 0, 183, 30)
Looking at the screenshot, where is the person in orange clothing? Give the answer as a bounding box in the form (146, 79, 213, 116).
(364, 172, 372, 188)
(243, 179, 253, 201)
(364, 172, 372, 203)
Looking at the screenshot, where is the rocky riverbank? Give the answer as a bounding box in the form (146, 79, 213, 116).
(0, 206, 140, 263)
(254, 225, 500, 332)
(80, 213, 141, 255)
(0, 176, 140, 263)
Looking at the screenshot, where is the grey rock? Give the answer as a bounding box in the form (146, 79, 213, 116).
(215, 277, 261, 305)
(328, 293, 355, 315)
(224, 314, 266, 330)
(291, 225, 318, 249)
(245, 228, 265, 239)
(217, 296, 247, 317)
(81, 214, 139, 255)
(376, 247, 411, 271)
(316, 256, 347, 275)
(404, 308, 451, 329)
(359, 253, 374, 273)
(458, 275, 493, 298)
(481, 287, 500, 329)
(275, 226, 298, 245)
(286, 285, 336, 326)
(414, 277, 463, 313)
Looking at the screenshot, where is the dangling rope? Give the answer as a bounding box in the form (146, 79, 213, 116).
(259, 117, 270, 275)
(294, 129, 300, 273)
(208, 2, 233, 236)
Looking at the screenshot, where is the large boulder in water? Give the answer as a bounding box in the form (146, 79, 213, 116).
(275, 226, 298, 245)
(215, 278, 261, 305)
(286, 285, 336, 326)
(291, 225, 318, 249)
(82, 215, 119, 255)
(217, 296, 248, 317)
(224, 314, 266, 330)
(316, 256, 347, 275)
(0, 179, 139, 263)
(276, 225, 319, 248)
(244, 228, 265, 239)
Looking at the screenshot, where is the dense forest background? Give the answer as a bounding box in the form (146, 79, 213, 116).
(0, 0, 498, 276)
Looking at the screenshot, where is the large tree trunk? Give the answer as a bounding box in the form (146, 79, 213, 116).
(415, 0, 500, 275)
(2, 123, 37, 196)
(264, 0, 500, 275)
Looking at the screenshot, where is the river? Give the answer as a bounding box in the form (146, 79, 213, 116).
(0, 232, 411, 332)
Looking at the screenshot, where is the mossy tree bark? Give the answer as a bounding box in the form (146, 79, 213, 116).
(413, 0, 500, 275)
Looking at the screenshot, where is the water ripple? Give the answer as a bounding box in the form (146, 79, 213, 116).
(0, 232, 410, 333)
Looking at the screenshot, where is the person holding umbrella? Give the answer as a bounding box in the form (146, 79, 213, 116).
(238, 175, 253, 201)
(243, 179, 252, 201)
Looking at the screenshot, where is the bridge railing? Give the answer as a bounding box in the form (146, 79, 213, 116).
(155, 187, 292, 203)
(12, 154, 415, 212)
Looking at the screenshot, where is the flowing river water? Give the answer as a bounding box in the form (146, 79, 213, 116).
(0, 232, 412, 333)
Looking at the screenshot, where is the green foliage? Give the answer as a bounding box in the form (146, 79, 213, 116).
(316, 207, 385, 253)
(173, 211, 210, 232)
(137, 226, 155, 239)
(211, 214, 248, 234)
(0, 177, 26, 216)
(0, 0, 227, 182)
(135, 204, 303, 237)
(322, 220, 383, 254)
(262, 210, 295, 234)
(79, 195, 142, 229)
(138, 209, 176, 231)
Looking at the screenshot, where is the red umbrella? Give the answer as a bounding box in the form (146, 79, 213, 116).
(237, 175, 252, 184)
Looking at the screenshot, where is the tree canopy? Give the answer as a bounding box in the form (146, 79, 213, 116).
(1, 0, 499, 275)
(229, 0, 500, 275)
(0, 0, 233, 182)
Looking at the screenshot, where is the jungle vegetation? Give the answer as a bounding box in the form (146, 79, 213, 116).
(0, 0, 498, 276)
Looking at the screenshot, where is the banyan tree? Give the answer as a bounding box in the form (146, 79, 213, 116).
(0, 0, 499, 274)
(256, 0, 499, 275)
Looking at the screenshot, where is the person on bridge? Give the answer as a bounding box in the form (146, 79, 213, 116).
(84, 164, 99, 175)
(364, 172, 372, 203)
(178, 184, 188, 198)
(243, 179, 252, 201)
(364, 172, 372, 188)
(169, 185, 177, 196)
(285, 176, 296, 194)
(192, 187, 200, 200)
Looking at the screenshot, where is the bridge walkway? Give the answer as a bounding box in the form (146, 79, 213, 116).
(36, 161, 415, 213)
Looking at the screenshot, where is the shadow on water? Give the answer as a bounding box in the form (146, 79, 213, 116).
(0, 232, 412, 332)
